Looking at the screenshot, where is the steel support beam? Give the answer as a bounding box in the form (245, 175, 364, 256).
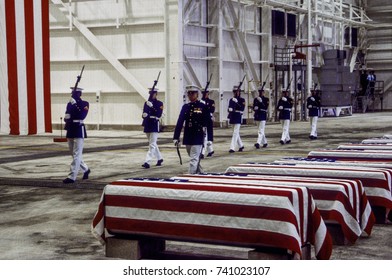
(225, 0, 260, 88)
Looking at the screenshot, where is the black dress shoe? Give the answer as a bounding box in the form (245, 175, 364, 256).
(142, 162, 150, 169)
(238, 146, 244, 152)
(263, 143, 268, 148)
(156, 159, 164, 166)
(286, 140, 291, 144)
(207, 151, 214, 157)
(63, 178, 75, 184)
(200, 154, 205, 159)
(309, 135, 313, 139)
(254, 143, 260, 149)
(280, 140, 285, 145)
(229, 149, 235, 153)
(83, 169, 90, 180)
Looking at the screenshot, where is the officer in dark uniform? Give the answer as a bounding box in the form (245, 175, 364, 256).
(63, 87, 90, 184)
(277, 90, 293, 145)
(173, 85, 213, 174)
(253, 87, 269, 149)
(228, 85, 245, 153)
(201, 89, 215, 158)
(306, 89, 321, 140)
(141, 88, 164, 168)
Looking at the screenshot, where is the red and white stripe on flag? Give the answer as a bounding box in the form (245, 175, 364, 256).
(0, 0, 51, 135)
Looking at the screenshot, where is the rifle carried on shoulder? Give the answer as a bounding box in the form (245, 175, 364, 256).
(204, 74, 213, 92)
(259, 74, 269, 91)
(72, 65, 85, 92)
(284, 76, 294, 92)
(237, 74, 246, 92)
(149, 71, 161, 101)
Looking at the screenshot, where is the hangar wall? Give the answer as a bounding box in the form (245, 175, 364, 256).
(49, 0, 384, 129)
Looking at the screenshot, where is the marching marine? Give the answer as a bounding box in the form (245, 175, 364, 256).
(253, 87, 269, 149)
(173, 85, 213, 174)
(201, 88, 215, 158)
(63, 86, 90, 184)
(277, 89, 293, 145)
(306, 89, 321, 140)
(141, 87, 164, 168)
(228, 84, 246, 153)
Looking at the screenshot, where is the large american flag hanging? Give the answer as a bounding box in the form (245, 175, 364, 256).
(0, 0, 51, 135)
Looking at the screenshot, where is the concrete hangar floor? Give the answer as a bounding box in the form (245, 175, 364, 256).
(0, 111, 391, 260)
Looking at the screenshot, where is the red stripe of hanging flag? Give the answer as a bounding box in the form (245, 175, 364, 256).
(0, 0, 52, 135)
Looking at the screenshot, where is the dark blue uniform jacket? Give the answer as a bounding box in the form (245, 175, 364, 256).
(277, 97, 293, 120)
(306, 96, 321, 117)
(228, 97, 245, 124)
(142, 99, 163, 133)
(65, 97, 89, 138)
(253, 96, 269, 121)
(173, 100, 213, 145)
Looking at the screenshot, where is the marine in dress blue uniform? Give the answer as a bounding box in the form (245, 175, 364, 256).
(141, 88, 164, 168)
(63, 88, 90, 184)
(173, 85, 213, 174)
(253, 87, 269, 148)
(277, 90, 293, 145)
(306, 90, 321, 140)
(201, 89, 215, 158)
(228, 85, 245, 153)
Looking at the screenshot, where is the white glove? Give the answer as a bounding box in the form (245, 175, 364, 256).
(254, 106, 259, 110)
(257, 97, 262, 102)
(308, 105, 313, 109)
(146, 101, 153, 107)
(232, 98, 238, 103)
(69, 98, 76, 105)
(173, 139, 179, 146)
(310, 97, 315, 101)
(228, 108, 233, 112)
(207, 141, 212, 146)
(281, 97, 287, 102)
(278, 106, 283, 110)
(142, 112, 148, 118)
(200, 100, 206, 104)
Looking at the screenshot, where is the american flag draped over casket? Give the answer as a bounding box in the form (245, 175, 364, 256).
(338, 144, 392, 150)
(308, 149, 392, 162)
(226, 163, 392, 211)
(92, 178, 332, 260)
(172, 174, 374, 244)
(276, 157, 392, 171)
(362, 139, 392, 144)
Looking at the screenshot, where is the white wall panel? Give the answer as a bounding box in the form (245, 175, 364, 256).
(50, 0, 167, 127)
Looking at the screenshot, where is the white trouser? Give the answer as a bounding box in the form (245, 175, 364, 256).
(202, 132, 214, 155)
(310, 116, 318, 137)
(67, 138, 88, 181)
(145, 132, 162, 164)
(256, 120, 267, 145)
(230, 124, 243, 150)
(186, 145, 203, 174)
(280, 120, 291, 142)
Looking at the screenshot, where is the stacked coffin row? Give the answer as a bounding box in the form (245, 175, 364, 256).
(92, 136, 392, 260)
(92, 178, 333, 260)
(172, 174, 374, 244)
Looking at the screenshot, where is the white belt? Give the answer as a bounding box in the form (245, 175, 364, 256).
(149, 116, 159, 120)
(234, 110, 243, 114)
(259, 109, 267, 112)
(73, 120, 84, 123)
(283, 108, 292, 111)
